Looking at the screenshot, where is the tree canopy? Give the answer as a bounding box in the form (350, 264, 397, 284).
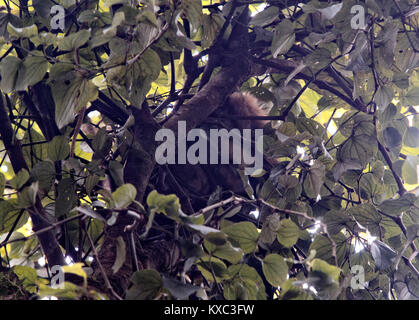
(0, 0, 419, 300)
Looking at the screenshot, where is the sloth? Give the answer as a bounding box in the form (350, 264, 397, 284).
(154, 91, 271, 214)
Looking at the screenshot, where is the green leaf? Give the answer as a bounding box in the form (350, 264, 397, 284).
(260, 213, 281, 245)
(197, 256, 229, 282)
(127, 269, 163, 300)
(250, 6, 279, 26)
(202, 13, 225, 48)
(146, 190, 180, 219)
(271, 19, 295, 58)
(383, 126, 402, 149)
(112, 184, 137, 209)
(0, 56, 22, 93)
(204, 240, 244, 264)
(58, 29, 91, 51)
(378, 196, 414, 216)
(401, 156, 419, 185)
(162, 276, 199, 299)
(405, 87, 419, 105)
(56, 178, 77, 217)
(305, 160, 326, 199)
(0, 172, 4, 196)
(338, 134, 377, 166)
(227, 264, 266, 300)
(18, 182, 39, 209)
(221, 222, 259, 254)
(52, 75, 98, 129)
(310, 258, 340, 283)
(48, 135, 70, 161)
(277, 219, 299, 248)
(370, 240, 397, 271)
(404, 127, 419, 148)
(374, 85, 394, 110)
(112, 236, 126, 274)
(13, 266, 38, 293)
(7, 23, 37, 39)
(377, 20, 398, 68)
(262, 254, 288, 286)
(0, 199, 29, 234)
(180, 0, 203, 33)
(21, 53, 49, 88)
(348, 204, 381, 236)
(10, 169, 29, 190)
(31, 161, 55, 192)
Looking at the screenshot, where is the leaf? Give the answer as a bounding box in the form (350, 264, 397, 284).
(112, 184, 137, 209)
(180, 0, 203, 33)
(332, 160, 363, 181)
(227, 264, 266, 300)
(0, 172, 4, 196)
(339, 134, 377, 166)
(377, 20, 398, 68)
(304, 48, 332, 71)
(0, 199, 29, 234)
(250, 6, 279, 26)
(0, 56, 22, 93)
(370, 240, 397, 271)
(378, 196, 414, 216)
(404, 127, 419, 148)
(383, 126, 402, 149)
(61, 263, 87, 285)
(33, 0, 55, 18)
(374, 85, 394, 110)
(277, 219, 299, 248)
(271, 20, 295, 58)
(202, 13, 225, 48)
(18, 182, 39, 208)
(146, 190, 180, 219)
(405, 87, 419, 105)
(310, 259, 340, 283)
(48, 136, 70, 161)
(13, 266, 38, 293)
(260, 213, 281, 245)
(221, 222, 259, 254)
(55, 178, 77, 217)
(21, 54, 49, 88)
(7, 23, 37, 39)
(348, 204, 381, 236)
(306, 160, 326, 199)
(112, 236, 126, 274)
(31, 161, 55, 192)
(187, 224, 221, 236)
(204, 240, 244, 264)
(52, 75, 98, 129)
(401, 156, 419, 185)
(10, 169, 29, 190)
(58, 29, 91, 51)
(127, 269, 163, 300)
(162, 276, 199, 299)
(262, 254, 288, 286)
(197, 256, 229, 282)
(318, 3, 343, 20)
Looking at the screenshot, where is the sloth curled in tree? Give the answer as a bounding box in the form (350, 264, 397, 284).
(156, 90, 271, 214)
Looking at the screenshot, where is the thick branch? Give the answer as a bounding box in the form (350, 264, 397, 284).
(0, 94, 65, 267)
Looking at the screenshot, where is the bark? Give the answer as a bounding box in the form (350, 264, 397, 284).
(0, 94, 65, 267)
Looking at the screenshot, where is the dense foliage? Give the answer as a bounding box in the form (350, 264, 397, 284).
(0, 0, 418, 300)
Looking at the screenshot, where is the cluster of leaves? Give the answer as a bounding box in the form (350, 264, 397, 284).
(0, 0, 418, 300)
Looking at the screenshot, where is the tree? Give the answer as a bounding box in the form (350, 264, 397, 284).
(0, 0, 418, 300)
